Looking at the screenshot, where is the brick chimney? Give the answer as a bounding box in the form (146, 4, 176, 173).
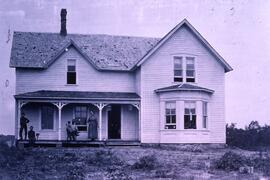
(60, 9, 67, 36)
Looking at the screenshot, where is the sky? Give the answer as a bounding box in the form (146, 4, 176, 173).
(0, 0, 270, 135)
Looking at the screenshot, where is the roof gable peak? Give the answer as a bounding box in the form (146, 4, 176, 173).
(135, 19, 233, 73)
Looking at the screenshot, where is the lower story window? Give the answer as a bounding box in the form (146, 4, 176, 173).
(202, 102, 208, 129)
(73, 106, 87, 131)
(165, 102, 176, 129)
(184, 101, 196, 129)
(41, 105, 54, 130)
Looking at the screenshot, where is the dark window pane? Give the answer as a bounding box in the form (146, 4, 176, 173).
(166, 116, 171, 124)
(186, 70, 194, 77)
(186, 78, 195, 82)
(67, 72, 76, 84)
(174, 70, 182, 76)
(184, 109, 189, 115)
(186, 64, 194, 70)
(165, 109, 170, 115)
(174, 77, 183, 82)
(174, 64, 182, 69)
(171, 115, 176, 123)
(68, 65, 75, 72)
(184, 115, 197, 129)
(190, 108, 196, 115)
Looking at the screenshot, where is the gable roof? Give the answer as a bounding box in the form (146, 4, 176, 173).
(155, 83, 214, 94)
(15, 90, 140, 101)
(135, 19, 233, 73)
(10, 32, 160, 71)
(10, 19, 232, 72)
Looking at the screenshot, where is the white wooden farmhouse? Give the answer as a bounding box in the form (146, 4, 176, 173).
(10, 9, 232, 146)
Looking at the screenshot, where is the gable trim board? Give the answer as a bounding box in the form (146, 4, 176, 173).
(45, 40, 101, 70)
(135, 19, 233, 73)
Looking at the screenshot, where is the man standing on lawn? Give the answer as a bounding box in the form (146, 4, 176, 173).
(19, 112, 30, 140)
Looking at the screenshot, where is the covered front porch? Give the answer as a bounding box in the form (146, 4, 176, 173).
(15, 90, 141, 144)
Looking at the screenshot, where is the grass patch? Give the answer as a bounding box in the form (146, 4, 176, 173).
(132, 154, 159, 170)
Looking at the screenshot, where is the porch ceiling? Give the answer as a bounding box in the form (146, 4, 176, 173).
(14, 90, 140, 101)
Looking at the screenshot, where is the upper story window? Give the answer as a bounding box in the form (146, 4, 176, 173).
(202, 102, 208, 129)
(67, 59, 76, 84)
(165, 102, 176, 129)
(186, 57, 195, 82)
(184, 101, 196, 129)
(173, 57, 183, 82)
(173, 56, 196, 83)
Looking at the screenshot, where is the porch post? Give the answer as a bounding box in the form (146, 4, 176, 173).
(94, 103, 107, 141)
(53, 102, 66, 141)
(17, 100, 28, 139)
(131, 103, 141, 141)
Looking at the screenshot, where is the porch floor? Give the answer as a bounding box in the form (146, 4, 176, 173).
(17, 140, 141, 148)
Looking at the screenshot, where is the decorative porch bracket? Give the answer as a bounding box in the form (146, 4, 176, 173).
(17, 100, 29, 139)
(52, 102, 67, 141)
(94, 103, 108, 141)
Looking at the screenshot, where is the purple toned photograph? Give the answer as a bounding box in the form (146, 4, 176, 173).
(0, 0, 269, 179)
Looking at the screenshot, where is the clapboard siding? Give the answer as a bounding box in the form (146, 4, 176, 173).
(121, 105, 139, 140)
(16, 47, 135, 94)
(140, 26, 225, 143)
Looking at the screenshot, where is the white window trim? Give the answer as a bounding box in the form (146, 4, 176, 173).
(164, 101, 177, 129)
(72, 105, 88, 132)
(184, 101, 197, 130)
(173, 56, 183, 82)
(66, 58, 78, 85)
(172, 55, 197, 84)
(186, 57, 196, 83)
(202, 101, 208, 129)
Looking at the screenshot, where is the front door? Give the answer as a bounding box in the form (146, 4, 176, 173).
(108, 104, 121, 139)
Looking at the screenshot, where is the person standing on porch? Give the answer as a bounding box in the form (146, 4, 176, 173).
(19, 112, 30, 140)
(28, 126, 36, 147)
(88, 111, 97, 141)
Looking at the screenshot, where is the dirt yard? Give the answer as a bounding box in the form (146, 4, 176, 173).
(0, 143, 269, 179)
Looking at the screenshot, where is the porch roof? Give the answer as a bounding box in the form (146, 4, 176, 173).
(14, 90, 140, 101)
(155, 83, 214, 94)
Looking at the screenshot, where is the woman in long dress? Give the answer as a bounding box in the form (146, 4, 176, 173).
(88, 111, 98, 141)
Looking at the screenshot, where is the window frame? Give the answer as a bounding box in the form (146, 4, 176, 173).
(184, 101, 197, 129)
(40, 105, 55, 131)
(73, 106, 88, 132)
(186, 57, 196, 83)
(164, 101, 177, 129)
(172, 55, 196, 83)
(173, 56, 183, 83)
(202, 101, 208, 129)
(66, 59, 77, 85)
